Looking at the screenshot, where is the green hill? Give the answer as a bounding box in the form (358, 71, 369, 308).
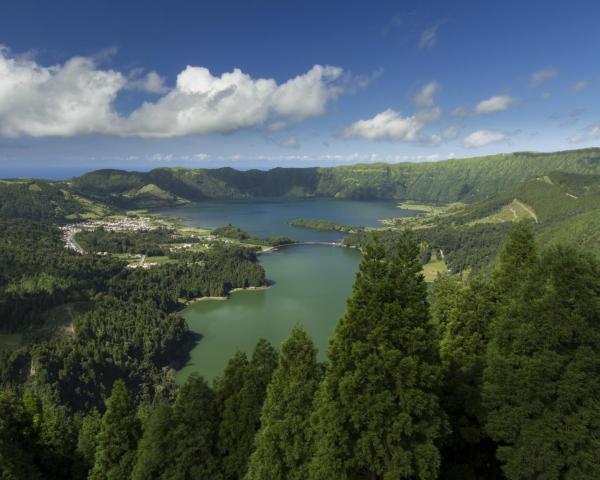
(67, 148, 600, 208)
(0, 179, 112, 221)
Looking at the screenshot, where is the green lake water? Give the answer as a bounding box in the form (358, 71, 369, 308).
(164, 199, 416, 382)
(176, 244, 361, 382)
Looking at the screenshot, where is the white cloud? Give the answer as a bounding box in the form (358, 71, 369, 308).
(418, 20, 446, 49)
(413, 81, 439, 108)
(0, 46, 125, 137)
(475, 95, 515, 114)
(135, 71, 168, 93)
(568, 124, 600, 143)
(0, 47, 346, 138)
(463, 129, 505, 148)
(531, 68, 557, 86)
(271, 65, 343, 119)
(571, 80, 588, 92)
(341, 107, 441, 142)
(442, 125, 461, 140)
(124, 64, 344, 137)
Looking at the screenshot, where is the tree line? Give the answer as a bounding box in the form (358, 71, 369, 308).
(2, 224, 598, 479)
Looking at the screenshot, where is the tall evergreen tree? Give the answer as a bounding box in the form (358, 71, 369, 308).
(131, 402, 174, 480)
(0, 387, 42, 479)
(309, 234, 447, 480)
(75, 408, 102, 478)
(483, 242, 600, 479)
(246, 326, 321, 480)
(216, 340, 278, 479)
(168, 375, 221, 479)
(492, 222, 537, 295)
(431, 275, 500, 479)
(89, 380, 141, 480)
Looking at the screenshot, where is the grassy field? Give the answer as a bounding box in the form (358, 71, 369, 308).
(469, 198, 538, 225)
(422, 259, 449, 282)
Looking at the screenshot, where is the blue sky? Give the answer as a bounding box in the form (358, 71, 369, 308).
(1, 0, 599, 176)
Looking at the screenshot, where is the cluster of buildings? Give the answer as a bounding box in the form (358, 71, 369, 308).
(59, 217, 157, 254)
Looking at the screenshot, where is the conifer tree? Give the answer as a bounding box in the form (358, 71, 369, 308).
(246, 326, 320, 480)
(309, 233, 447, 480)
(168, 375, 221, 479)
(431, 275, 500, 479)
(492, 222, 537, 295)
(216, 340, 278, 479)
(75, 408, 102, 478)
(89, 380, 141, 480)
(0, 388, 42, 479)
(484, 241, 600, 479)
(131, 403, 174, 480)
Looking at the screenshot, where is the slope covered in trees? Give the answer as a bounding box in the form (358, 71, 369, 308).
(1, 225, 599, 479)
(67, 148, 600, 207)
(3, 225, 598, 479)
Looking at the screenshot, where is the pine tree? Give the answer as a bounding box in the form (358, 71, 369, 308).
(246, 326, 321, 480)
(131, 402, 174, 480)
(216, 340, 278, 479)
(431, 275, 500, 479)
(0, 388, 42, 479)
(493, 222, 537, 295)
(75, 408, 102, 478)
(168, 375, 221, 479)
(483, 242, 600, 479)
(309, 233, 447, 480)
(20, 387, 79, 480)
(89, 380, 141, 480)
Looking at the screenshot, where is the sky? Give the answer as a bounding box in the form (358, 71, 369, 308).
(1, 0, 600, 177)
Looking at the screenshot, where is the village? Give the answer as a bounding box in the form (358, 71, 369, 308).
(59, 215, 236, 268)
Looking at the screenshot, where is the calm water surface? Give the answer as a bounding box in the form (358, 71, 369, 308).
(164, 199, 414, 382)
(177, 245, 361, 382)
(159, 197, 407, 242)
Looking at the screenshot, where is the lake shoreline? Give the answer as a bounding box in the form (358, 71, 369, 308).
(185, 285, 271, 304)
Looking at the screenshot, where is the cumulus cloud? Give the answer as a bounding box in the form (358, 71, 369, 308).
(123, 64, 344, 137)
(0, 47, 346, 138)
(568, 124, 600, 143)
(128, 70, 168, 93)
(475, 95, 515, 114)
(341, 107, 441, 143)
(571, 80, 588, 92)
(0, 46, 125, 137)
(531, 68, 557, 86)
(463, 129, 505, 148)
(413, 81, 439, 108)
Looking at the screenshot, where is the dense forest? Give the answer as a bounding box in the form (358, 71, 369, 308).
(211, 224, 294, 247)
(2, 225, 598, 479)
(2, 148, 600, 479)
(288, 218, 361, 233)
(0, 217, 268, 416)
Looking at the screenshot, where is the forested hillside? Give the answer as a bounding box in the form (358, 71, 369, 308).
(2, 148, 600, 479)
(2, 226, 598, 479)
(67, 148, 600, 207)
(0, 180, 111, 221)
